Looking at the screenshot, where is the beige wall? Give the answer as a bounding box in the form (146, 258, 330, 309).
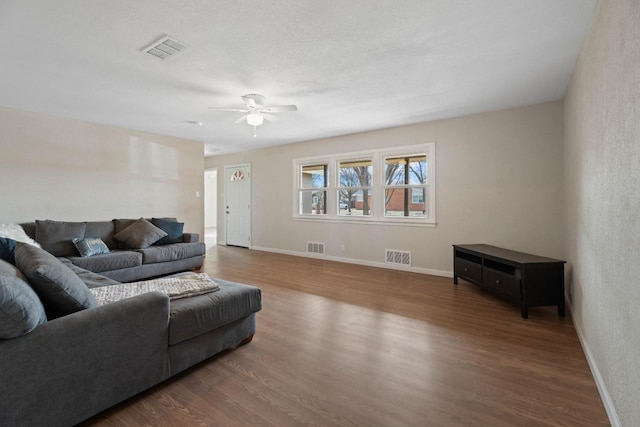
(0, 106, 205, 236)
(564, 0, 639, 425)
(206, 101, 564, 275)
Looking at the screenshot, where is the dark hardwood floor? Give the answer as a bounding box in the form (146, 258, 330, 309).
(80, 246, 609, 426)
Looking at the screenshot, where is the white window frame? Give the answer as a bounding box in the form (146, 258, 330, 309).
(381, 150, 429, 220)
(295, 160, 330, 216)
(337, 156, 374, 217)
(292, 143, 436, 226)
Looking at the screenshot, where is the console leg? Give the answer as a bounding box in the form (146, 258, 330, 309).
(521, 306, 528, 319)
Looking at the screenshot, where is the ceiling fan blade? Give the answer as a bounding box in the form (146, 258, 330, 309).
(209, 107, 249, 113)
(262, 105, 298, 113)
(262, 113, 281, 122)
(241, 94, 265, 109)
(233, 114, 249, 124)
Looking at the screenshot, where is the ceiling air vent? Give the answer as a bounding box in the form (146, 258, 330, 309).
(143, 35, 188, 60)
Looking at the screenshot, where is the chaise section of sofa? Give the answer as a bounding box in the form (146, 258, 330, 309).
(167, 278, 262, 375)
(20, 218, 206, 282)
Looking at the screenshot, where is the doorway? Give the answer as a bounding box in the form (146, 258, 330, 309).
(204, 169, 217, 249)
(224, 164, 251, 248)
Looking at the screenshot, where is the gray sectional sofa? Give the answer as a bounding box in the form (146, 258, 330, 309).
(20, 218, 206, 282)
(0, 221, 262, 427)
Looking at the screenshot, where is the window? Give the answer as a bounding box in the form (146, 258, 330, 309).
(383, 154, 427, 218)
(298, 163, 327, 215)
(338, 158, 372, 216)
(293, 143, 435, 225)
(412, 188, 424, 204)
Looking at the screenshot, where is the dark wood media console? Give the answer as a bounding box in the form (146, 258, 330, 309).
(453, 244, 565, 319)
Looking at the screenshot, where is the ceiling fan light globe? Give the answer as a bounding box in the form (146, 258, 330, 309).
(247, 113, 264, 126)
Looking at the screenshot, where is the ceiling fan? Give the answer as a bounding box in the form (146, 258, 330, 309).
(210, 94, 297, 137)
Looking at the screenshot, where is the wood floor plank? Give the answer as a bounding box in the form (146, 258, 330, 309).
(79, 246, 609, 426)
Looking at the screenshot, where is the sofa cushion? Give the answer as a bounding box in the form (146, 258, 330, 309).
(85, 221, 117, 250)
(152, 218, 184, 245)
(14, 242, 98, 319)
(67, 250, 142, 273)
(35, 220, 86, 257)
(137, 242, 206, 264)
(168, 278, 262, 345)
(113, 218, 167, 249)
(0, 260, 48, 339)
(72, 237, 110, 257)
(0, 237, 16, 265)
(62, 261, 123, 289)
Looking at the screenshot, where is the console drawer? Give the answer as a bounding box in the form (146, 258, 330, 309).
(483, 268, 521, 300)
(455, 258, 482, 283)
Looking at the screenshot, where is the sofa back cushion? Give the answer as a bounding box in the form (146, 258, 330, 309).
(35, 220, 86, 257)
(85, 221, 116, 250)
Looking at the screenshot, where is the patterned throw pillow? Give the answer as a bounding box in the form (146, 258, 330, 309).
(72, 237, 110, 257)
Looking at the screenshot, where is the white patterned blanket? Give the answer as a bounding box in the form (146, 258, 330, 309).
(91, 273, 220, 305)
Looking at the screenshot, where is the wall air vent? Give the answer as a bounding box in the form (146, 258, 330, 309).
(385, 249, 411, 266)
(307, 241, 325, 255)
(143, 35, 189, 60)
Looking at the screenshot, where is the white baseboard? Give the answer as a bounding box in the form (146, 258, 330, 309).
(567, 299, 621, 427)
(250, 245, 453, 278)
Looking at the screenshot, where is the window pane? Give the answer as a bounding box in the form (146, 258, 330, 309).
(339, 159, 372, 187)
(299, 190, 326, 214)
(301, 164, 327, 189)
(385, 155, 427, 186)
(385, 188, 426, 217)
(338, 189, 372, 216)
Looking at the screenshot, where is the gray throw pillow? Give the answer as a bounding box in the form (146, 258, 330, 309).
(14, 242, 98, 318)
(113, 217, 167, 249)
(72, 237, 110, 257)
(0, 259, 48, 338)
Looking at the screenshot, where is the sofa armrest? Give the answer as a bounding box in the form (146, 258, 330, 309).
(183, 232, 200, 243)
(0, 292, 171, 427)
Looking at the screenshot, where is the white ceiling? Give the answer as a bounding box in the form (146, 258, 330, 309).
(0, 0, 596, 156)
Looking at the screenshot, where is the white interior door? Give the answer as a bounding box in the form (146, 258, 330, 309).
(224, 164, 251, 247)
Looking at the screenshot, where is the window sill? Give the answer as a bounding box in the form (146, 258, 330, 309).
(292, 215, 436, 227)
